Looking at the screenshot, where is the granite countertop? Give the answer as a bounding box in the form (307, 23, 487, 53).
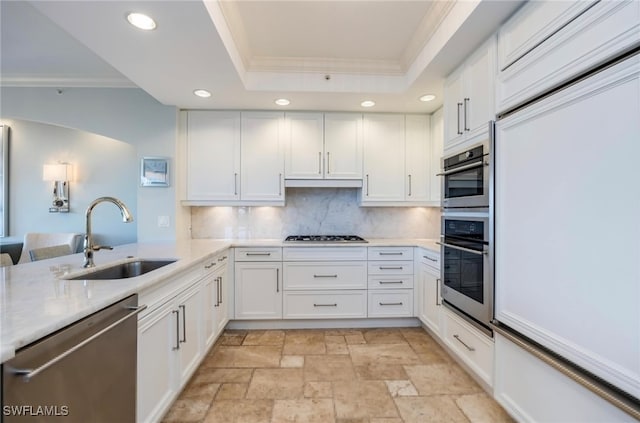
(0, 238, 439, 363)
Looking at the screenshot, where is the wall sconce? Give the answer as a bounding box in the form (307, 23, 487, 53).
(43, 163, 72, 213)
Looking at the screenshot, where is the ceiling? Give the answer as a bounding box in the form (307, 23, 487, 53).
(1, 0, 524, 113)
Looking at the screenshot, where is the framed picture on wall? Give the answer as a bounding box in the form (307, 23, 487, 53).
(140, 157, 169, 187)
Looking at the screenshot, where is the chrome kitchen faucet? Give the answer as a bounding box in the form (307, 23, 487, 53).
(83, 196, 134, 268)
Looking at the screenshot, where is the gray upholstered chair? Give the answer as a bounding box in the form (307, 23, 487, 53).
(18, 233, 83, 263)
(0, 253, 13, 267)
(29, 244, 73, 261)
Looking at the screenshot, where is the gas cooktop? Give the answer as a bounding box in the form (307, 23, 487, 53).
(284, 235, 368, 243)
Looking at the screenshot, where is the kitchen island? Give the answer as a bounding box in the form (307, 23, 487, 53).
(0, 238, 438, 363)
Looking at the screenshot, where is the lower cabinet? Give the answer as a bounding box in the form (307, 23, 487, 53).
(283, 290, 367, 319)
(137, 282, 202, 423)
(235, 262, 283, 319)
(203, 255, 229, 349)
(417, 248, 441, 334)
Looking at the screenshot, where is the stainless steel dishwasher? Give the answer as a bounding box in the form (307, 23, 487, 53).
(2, 294, 146, 422)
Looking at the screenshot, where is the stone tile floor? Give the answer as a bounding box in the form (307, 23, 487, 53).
(162, 327, 514, 423)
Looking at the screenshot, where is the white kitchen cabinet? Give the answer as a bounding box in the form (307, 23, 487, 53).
(285, 112, 362, 181)
(137, 281, 202, 423)
(240, 111, 285, 203)
(186, 111, 240, 201)
(323, 113, 363, 179)
(429, 107, 444, 203)
(496, 1, 638, 113)
(362, 114, 406, 203)
(203, 254, 229, 349)
(418, 248, 441, 335)
(235, 262, 283, 319)
(283, 290, 367, 319)
(405, 115, 430, 202)
(444, 36, 496, 152)
(284, 112, 324, 179)
(137, 301, 177, 423)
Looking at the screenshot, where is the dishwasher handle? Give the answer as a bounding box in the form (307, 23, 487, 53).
(10, 304, 147, 382)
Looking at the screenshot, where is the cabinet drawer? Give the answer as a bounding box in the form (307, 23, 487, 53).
(235, 247, 282, 261)
(367, 290, 413, 317)
(283, 247, 367, 261)
(283, 290, 367, 319)
(368, 261, 413, 275)
(283, 262, 367, 290)
(367, 275, 413, 289)
(419, 248, 440, 270)
(443, 309, 494, 386)
(367, 246, 413, 261)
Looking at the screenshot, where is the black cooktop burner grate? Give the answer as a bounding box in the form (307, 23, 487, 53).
(284, 235, 368, 243)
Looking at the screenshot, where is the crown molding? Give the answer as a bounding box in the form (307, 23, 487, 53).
(0, 76, 136, 88)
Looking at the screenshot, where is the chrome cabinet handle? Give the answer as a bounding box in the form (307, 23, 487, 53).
(408, 174, 412, 196)
(314, 303, 337, 307)
(326, 152, 331, 174)
(318, 152, 322, 174)
(313, 274, 338, 278)
(380, 252, 403, 256)
(436, 241, 487, 256)
(11, 305, 148, 381)
(457, 102, 463, 135)
(379, 266, 403, 270)
(214, 277, 219, 308)
(366, 175, 369, 196)
(234, 173, 238, 196)
(463, 98, 470, 131)
(173, 309, 180, 350)
(436, 278, 441, 306)
(379, 302, 403, 306)
(218, 256, 227, 262)
(276, 268, 280, 293)
(423, 255, 437, 262)
(454, 334, 475, 351)
(219, 276, 223, 305)
(205, 262, 216, 269)
(246, 252, 271, 256)
(379, 281, 403, 284)
(179, 305, 187, 343)
(436, 160, 487, 176)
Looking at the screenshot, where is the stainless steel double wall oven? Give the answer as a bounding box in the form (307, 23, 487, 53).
(439, 122, 494, 336)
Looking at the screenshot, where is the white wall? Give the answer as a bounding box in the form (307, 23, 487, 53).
(0, 87, 182, 242)
(191, 188, 441, 239)
(3, 118, 137, 246)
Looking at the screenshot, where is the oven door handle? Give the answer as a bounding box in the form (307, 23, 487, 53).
(436, 160, 487, 176)
(436, 241, 487, 256)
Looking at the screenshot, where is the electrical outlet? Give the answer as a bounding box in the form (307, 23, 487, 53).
(157, 216, 170, 228)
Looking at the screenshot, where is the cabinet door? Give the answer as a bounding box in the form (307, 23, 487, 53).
(420, 263, 441, 335)
(362, 114, 405, 202)
(137, 302, 178, 423)
(444, 69, 464, 146)
(235, 263, 283, 319)
(213, 264, 229, 336)
(430, 108, 444, 203)
(405, 115, 430, 202)
(187, 111, 240, 200)
(176, 284, 202, 385)
(241, 112, 284, 201)
(285, 112, 324, 179)
(324, 113, 363, 179)
(465, 37, 496, 136)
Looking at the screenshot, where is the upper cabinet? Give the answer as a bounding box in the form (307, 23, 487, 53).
(186, 111, 240, 201)
(444, 36, 497, 152)
(496, 1, 639, 114)
(240, 112, 285, 202)
(361, 114, 435, 206)
(362, 114, 406, 203)
(184, 111, 284, 206)
(284, 112, 362, 182)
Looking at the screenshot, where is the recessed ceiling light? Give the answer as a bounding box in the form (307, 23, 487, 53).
(193, 89, 211, 98)
(126, 12, 156, 30)
(275, 98, 290, 106)
(419, 94, 436, 102)
(360, 100, 376, 108)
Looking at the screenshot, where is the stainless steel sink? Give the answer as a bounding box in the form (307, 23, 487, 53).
(67, 260, 176, 280)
